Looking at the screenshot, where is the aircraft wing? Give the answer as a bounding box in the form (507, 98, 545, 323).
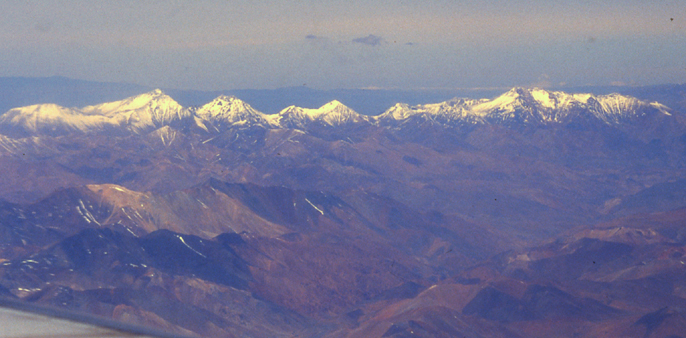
(0, 297, 195, 338)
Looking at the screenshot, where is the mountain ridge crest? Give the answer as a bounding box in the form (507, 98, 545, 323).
(0, 88, 674, 137)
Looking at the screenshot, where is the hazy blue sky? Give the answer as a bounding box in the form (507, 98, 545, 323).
(1, 0, 684, 90)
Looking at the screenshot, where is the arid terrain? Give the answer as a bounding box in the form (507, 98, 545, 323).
(1, 87, 685, 337)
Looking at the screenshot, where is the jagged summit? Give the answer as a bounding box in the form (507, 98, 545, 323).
(378, 87, 672, 126)
(376, 97, 486, 125)
(276, 100, 369, 128)
(281, 100, 351, 118)
(194, 95, 275, 128)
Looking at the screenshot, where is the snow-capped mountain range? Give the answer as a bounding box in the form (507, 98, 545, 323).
(0, 89, 188, 136)
(0, 87, 673, 137)
(378, 87, 671, 126)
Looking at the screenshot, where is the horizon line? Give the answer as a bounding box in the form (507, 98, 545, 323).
(2, 76, 685, 93)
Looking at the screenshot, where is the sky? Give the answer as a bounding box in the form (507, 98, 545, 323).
(1, 0, 685, 90)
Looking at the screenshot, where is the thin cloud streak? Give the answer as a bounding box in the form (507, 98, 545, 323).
(352, 35, 385, 46)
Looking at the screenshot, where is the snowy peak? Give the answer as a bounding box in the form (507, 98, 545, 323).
(294, 100, 354, 119)
(377, 97, 487, 125)
(2, 104, 80, 126)
(316, 100, 364, 122)
(477, 87, 668, 123)
(529, 88, 590, 109)
(199, 95, 249, 113)
(517, 88, 593, 110)
(472, 87, 590, 113)
(0, 90, 190, 136)
(81, 89, 189, 131)
(82, 89, 180, 116)
(470, 87, 538, 117)
(319, 100, 345, 112)
(0, 103, 114, 137)
(521, 88, 670, 124)
(378, 103, 414, 121)
(276, 100, 368, 128)
(195, 95, 274, 128)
